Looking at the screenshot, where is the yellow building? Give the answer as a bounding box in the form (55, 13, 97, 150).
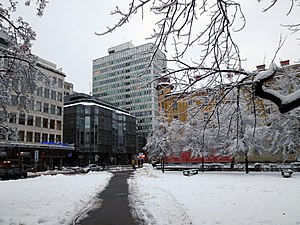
(156, 60, 300, 163)
(156, 77, 215, 123)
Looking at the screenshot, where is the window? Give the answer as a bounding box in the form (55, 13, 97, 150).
(51, 90, 56, 100)
(36, 101, 42, 112)
(49, 134, 55, 142)
(27, 115, 34, 126)
(34, 133, 41, 143)
(85, 116, 90, 129)
(11, 95, 18, 106)
(19, 114, 25, 125)
(58, 79, 63, 88)
(35, 117, 41, 127)
(43, 103, 49, 113)
(57, 121, 62, 130)
(52, 77, 57, 85)
(50, 119, 55, 129)
(18, 131, 25, 141)
(56, 135, 61, 143)
(42, 133, 48, 142)
(44, 88, 50, 98)
(26, 131, 33, 142)
(57, 92, 63, 102)
(9, 113, 17, 123)
(57, 106, 62, 116)
(43, 118, 48, 128)
(85, 108, 91, 115)
(28, 100, 34, 110)
(50, 105, 56, 115)
(37, 87, 43, 97)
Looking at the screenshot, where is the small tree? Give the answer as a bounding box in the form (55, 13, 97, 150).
(143, 115, 177, 172)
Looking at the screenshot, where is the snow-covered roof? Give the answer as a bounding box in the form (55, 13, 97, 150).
(64, 101, 133, 117)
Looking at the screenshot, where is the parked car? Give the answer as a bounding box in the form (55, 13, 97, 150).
(0, 168, 28, 180)
(81, 164, 101, 173)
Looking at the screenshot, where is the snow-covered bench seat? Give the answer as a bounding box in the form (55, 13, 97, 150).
(183, 169, 198, 176)
(281, 169, 293, 178)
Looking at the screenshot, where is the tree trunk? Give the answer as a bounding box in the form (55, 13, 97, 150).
(245, 153, 249, 174)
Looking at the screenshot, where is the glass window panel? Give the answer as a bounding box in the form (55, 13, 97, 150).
(36, 101, 42, 112)
(27, 115, 34, 126)
(43, 118, 48, 128)
(26, 131, 33, 142)
(50, 105, 56, 115)
(50, 119, 55, 129)
(9, 112, 17, 123)
(34, 132, 41, 143)
(44, 88, 50, 98)
(35, 116, 41, 127)
(19, 114, 25, 125)
(43, 103, 49, 113)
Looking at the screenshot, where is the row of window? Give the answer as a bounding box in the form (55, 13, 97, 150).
(93, 56, 151, 71)
(10, 98, 63, 116)
(96, 90, 153, 103)
(36, 75, 64, 89)
(9, 113, 62, 130)
(18, 130, 62, 143)
(132, 111, 153, 117)
(34, 101, 63, 116)
(35, 87, 63, 101)
(93, 73, 153, 89)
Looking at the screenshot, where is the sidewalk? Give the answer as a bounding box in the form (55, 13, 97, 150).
(76, 170, 142, 225)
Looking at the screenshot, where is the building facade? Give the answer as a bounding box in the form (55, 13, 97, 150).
(63, 93, 137, 166)
(0, 53, 74, 169)
(92, 42, 167, 141)
(63, 81, 74, 96)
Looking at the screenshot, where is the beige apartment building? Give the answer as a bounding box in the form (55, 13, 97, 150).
(6, 57, 66, 144)
(0, 55, 74, 169)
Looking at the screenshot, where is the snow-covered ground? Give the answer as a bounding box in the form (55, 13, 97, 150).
(1, 165, 300, 225)
(0, 172, 112, 225)
(128, 164, 300, 225)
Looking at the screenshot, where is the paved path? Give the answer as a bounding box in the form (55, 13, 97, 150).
(77, 170, 142, 225)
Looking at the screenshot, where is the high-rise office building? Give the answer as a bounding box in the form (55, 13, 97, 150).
(92, 42, 167, 140)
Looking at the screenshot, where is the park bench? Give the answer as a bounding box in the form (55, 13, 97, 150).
(183, 169, 198, 176)
(281, 169, 293, 178)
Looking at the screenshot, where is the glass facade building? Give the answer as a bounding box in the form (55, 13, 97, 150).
(63, 93, 137, 166)
(92, 42, 167, 139)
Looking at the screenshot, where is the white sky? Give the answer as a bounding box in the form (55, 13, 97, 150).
(12, 1, 300, 94)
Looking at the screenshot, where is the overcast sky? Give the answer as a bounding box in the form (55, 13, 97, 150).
(13, 1, 299, 94)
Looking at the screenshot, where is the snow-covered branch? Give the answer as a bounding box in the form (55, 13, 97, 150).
(254, 64, 300, 113)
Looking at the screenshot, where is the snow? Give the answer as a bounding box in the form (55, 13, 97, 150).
(0, 172, 113, 225)
(281, 89, 300, 105)
(1, 165, 300, 225)
(254, 63, 278, 82)
(129, 164, 300, 225)
(253, 62, 300, 106)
